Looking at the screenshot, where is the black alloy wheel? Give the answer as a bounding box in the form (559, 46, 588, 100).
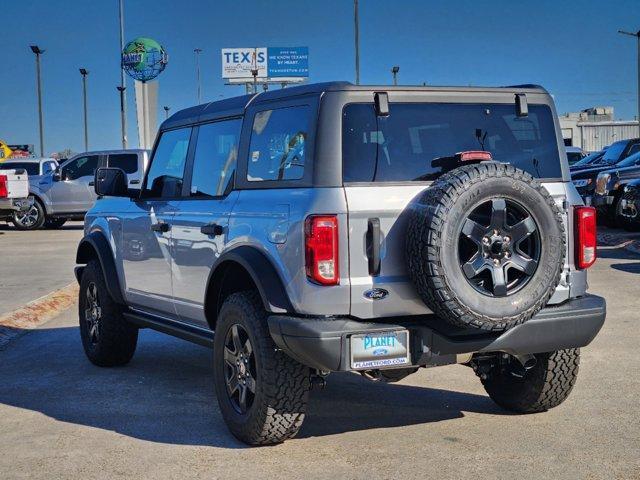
(223, 324, 257, 414)
(84, 282, 102, 345)
(459, 198, 541, 297)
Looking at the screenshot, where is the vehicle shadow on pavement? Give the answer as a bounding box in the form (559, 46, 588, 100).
(0, 324, 505, 448)
(0, 223, 84, 231)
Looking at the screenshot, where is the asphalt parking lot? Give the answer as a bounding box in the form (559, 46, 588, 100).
(0, 226, 638, 479)
(0, 222, 84, 316)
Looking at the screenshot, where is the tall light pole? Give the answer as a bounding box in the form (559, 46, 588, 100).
(79, 68, 89, 151)
(118, 0, 128, 148)
(30, 45, 45, 157)
(163, 106, 170, 119)
(354, 0, 360, 85)
(618, 29, 640, 126)
(391, 66, 399, 86)
(194, 48, 203, 103)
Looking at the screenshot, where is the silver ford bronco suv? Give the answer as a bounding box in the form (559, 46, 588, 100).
(75, 82, 606, 445)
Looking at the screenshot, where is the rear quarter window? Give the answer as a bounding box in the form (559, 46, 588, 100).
(108, 153, 138, 174)
(342, 103, 563, 182)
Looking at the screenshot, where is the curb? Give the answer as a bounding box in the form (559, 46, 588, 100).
(0, 283, 79, 349)
(598, 230, 640, 255)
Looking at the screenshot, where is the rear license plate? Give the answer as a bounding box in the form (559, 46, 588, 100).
(350, 330, 410, 370)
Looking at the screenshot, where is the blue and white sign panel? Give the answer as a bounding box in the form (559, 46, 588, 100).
(222, 47, 308, 81)
(267, 47, 309, 78)
(221, 48, 267, 79)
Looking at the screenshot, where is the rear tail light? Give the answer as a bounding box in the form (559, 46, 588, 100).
(0, 175, 7, 198)
(305, 215, 339, 285)
(575, 206, 597, 269)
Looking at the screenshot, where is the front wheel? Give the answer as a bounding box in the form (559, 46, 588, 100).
(213, 291, 310, 445)
(12, 201, 45, 230)
(480, 349, 580, 413)
(78, 260, 138, 366)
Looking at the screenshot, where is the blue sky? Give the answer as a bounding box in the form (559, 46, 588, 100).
(1, 0, 639, 154)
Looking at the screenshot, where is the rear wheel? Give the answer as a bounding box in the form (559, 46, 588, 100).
(78, 260, 138, 366)
(480, 349, 580, 413)
(12, 201, 45, 230)
(213, 291, 310, 445)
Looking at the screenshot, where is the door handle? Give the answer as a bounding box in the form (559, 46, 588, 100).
(366, 218, 381, 276)
(150, 222, 171, 233)
(130, 179, 140, 185)
(200, 223, 224, 236)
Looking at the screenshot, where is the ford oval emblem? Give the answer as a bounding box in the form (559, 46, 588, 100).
(364, 288, 389, 300)
(372, 348, 388, 356)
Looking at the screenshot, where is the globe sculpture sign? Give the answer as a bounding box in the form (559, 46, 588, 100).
(121, 37, 167, 149)
(121, 37, 168, 82)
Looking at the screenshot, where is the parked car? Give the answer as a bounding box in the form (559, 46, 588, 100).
(570, 150, 605, 170)
(616, 178, 640, 230)
(11, 149, 149, 230)
(570, 138, 640, 204)
(566, 146, 587, 165)
(75, 82, 604, 446)
(0, 165, 33, 222)
(593, 150, 640, 223)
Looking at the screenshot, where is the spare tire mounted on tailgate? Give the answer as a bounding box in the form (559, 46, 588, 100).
(407, 162, 565, 331)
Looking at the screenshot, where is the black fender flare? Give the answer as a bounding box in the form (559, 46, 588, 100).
(205, 246, 294, 318)
(75, 231, 125, 305)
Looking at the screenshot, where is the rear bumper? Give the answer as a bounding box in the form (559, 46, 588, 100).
(268, 295, 606, 372)
(0, 196, 33, 213)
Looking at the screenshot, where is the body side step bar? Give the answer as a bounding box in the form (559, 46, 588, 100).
(123, 311, 214, 348)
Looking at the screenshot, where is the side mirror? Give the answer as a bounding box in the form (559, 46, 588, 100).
(95, 167, 133, 198)
(52, 170, 61, 181)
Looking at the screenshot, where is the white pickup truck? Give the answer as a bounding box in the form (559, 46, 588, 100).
(0, 168, 34, 223)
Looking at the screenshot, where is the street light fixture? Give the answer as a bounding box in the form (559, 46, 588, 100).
(391, 66, 400, 86)
(194, 48, 203, 103)
(79, 68, 89, 151)
(30, 45, 45, 157)
(618, 29, 640, 128)
(163, 105, 170, 119)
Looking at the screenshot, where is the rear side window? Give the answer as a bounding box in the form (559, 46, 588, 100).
(143, 127, 191, 198)
(247, 105, 309, 181)
(343, 103, 563, 182)
(190, 119, 241, 197)
(108, 153, 138, 174)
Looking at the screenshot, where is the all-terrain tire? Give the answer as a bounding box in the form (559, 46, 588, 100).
(78, 259, 138, 367)
(481, 349, 580, 413)
(213, 291, 310, 445)
(406, 163, 565, 331)
(11, 199, 45, 230)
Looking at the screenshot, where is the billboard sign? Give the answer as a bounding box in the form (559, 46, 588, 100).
(222, 47, 308, 80)
(221, 48, 267, 79)
(267, 47, 309, 78)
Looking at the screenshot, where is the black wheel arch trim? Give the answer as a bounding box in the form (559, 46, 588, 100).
(205, 246, 294, 319)
(75, 231, 125, 305)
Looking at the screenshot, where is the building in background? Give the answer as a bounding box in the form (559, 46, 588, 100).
(559, 106, 639, 152)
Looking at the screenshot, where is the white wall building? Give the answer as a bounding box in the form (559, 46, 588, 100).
(559, 106, 639, 152)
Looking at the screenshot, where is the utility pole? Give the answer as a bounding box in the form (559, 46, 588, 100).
(354, 0, 360, 85)
(118, 0, 128, 148)
(194, 48, 203, 103)
(618, 29, 640, 131)
(163, 105, 170, 119)
(391, 66, 399, 86)
(30, 45, 45, 157)
(79, 68, 89, 151)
